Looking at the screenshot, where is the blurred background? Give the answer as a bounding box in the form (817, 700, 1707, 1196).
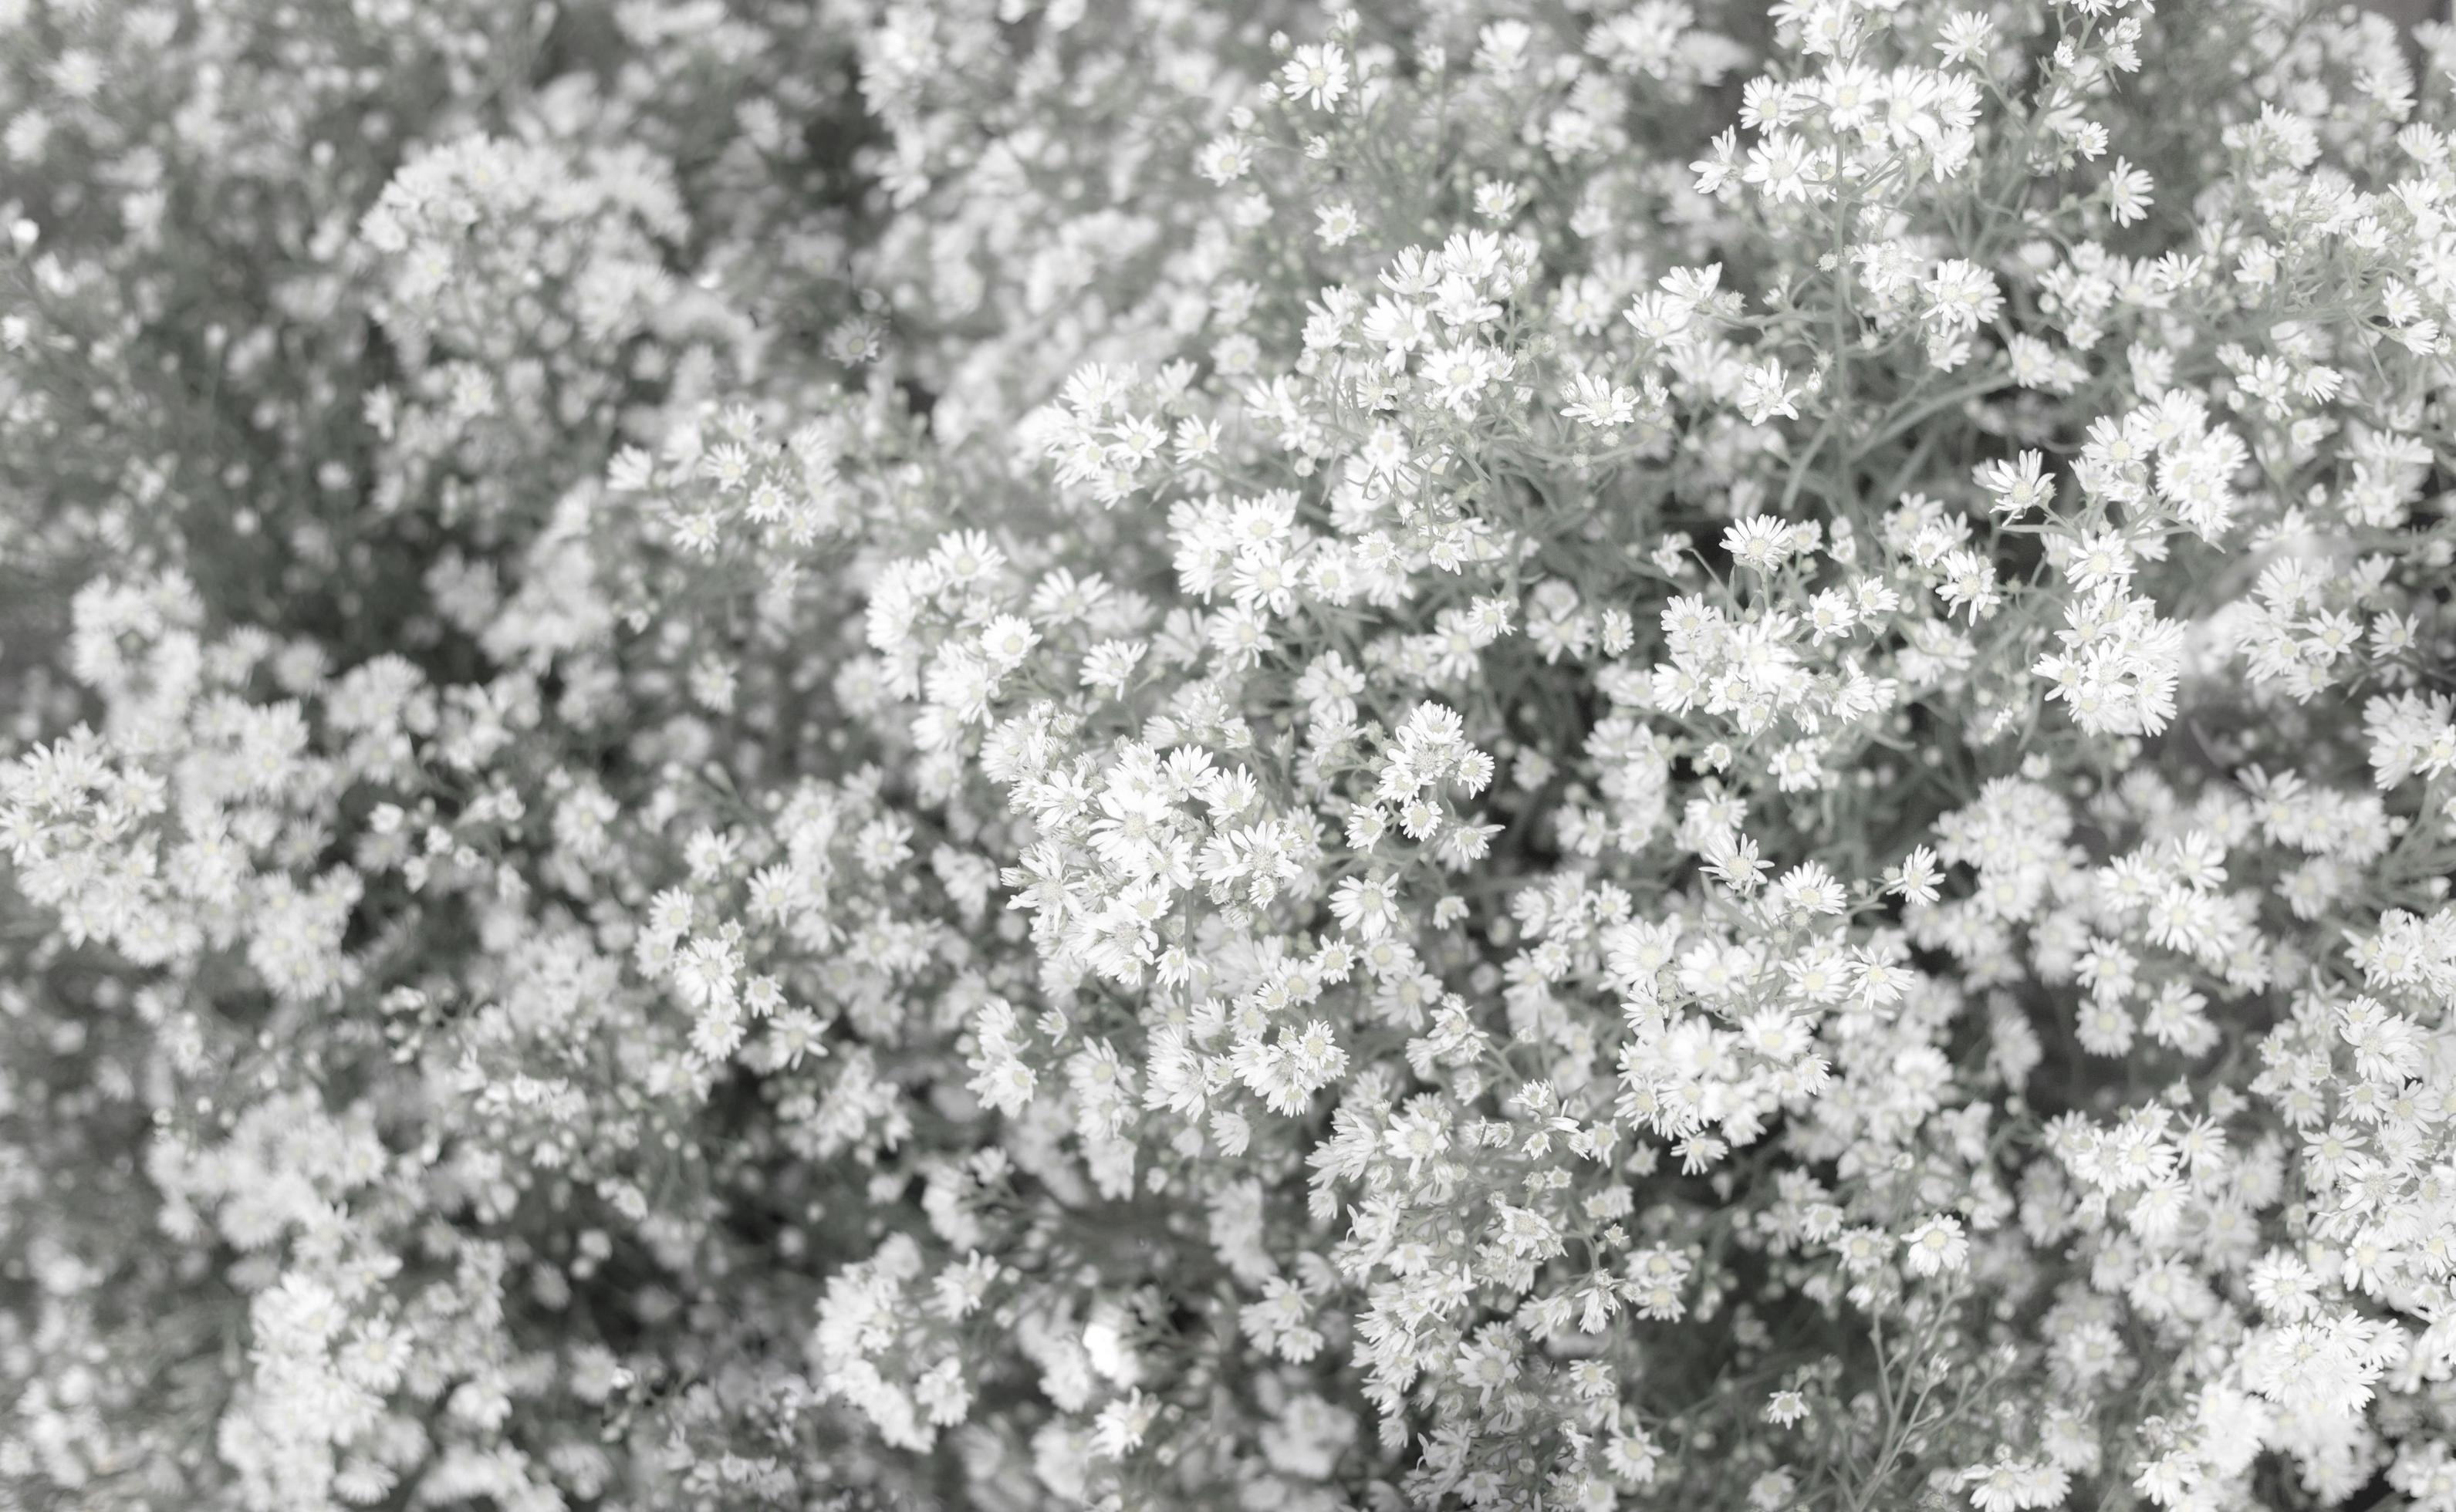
(2375, 0, 2448, 32)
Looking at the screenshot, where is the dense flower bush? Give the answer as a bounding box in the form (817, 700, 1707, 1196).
(7, 0, 2456, 1507)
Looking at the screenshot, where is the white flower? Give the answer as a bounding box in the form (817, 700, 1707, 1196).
(1328, 872, 1400, 939)
(1196, 134, 1252, 184)
(1742, 132, 1826, 203)
(1736, 359, 1802, 424)
(1282, 44, 1350, 111)
(1904, 1214, 1968, 1277)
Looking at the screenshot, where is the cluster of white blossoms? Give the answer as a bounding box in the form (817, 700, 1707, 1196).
(7, 0, 2456, 1509)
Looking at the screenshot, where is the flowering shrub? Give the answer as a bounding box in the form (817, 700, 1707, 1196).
(8, 0, 2456, 1508)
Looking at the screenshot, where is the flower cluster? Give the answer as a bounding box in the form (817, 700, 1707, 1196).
(5, 2, 2456, 1510)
